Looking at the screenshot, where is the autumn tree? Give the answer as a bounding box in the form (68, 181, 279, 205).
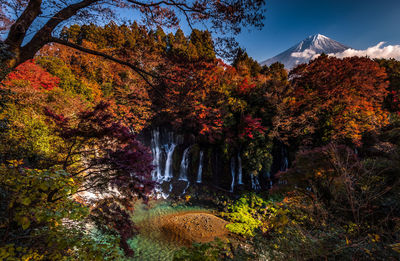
(39, 23, 158, 130)
(0, 59, 154, 257)
(376, 58, 400, 115)
(232, 48, 264, 77)
(0, 0, 266, 83)
(275, 55, 389, 147)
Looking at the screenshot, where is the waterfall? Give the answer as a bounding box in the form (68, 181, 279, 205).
(150, 129, 163, 182)
(281, 146, 289, 171)
(180, 147, 191, 196)
(152, 186, 168, 199)
(182, 182, 190, 195)
(237, 153, 243, 185)
(251, 174, 261, 191)
(179, 147, 191, 181)
(230, 157, 236, 192)
(196, 150, 204, 183)
(163, 143, 176, 181)
(265, 171, 272, 188)
(282, 157, 288, 171)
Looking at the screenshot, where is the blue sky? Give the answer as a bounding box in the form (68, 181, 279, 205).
(236, 0, 400, 62)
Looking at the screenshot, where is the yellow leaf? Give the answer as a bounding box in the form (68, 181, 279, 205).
(21, 197, 31, 206)
(21, 217, 30, 230)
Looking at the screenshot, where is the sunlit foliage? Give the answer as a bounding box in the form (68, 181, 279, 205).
(276, 55, 389, 147)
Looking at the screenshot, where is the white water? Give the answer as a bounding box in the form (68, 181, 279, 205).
(281, 147, 289, 171)
(237, 154, 243, 185)
(180, 147, 191, 195)
(179, 147, 191, 181)
(152, 186, 169, 199)
(164, 143, 176, 181)
(181, 182, 190, 195)
(150, 129, 163, 182)
(196, 150, 204, 183)
(230, 157, 236, 192)
(282, 157, 288, 171)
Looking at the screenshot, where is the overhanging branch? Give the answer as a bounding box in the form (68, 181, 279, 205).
(50, 37, 170, 100)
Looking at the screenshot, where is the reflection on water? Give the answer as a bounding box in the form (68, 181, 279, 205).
(129, 200, 207, 261)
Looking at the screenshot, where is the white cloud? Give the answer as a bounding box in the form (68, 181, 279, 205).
(290, 42, 400, 62)
(291, 48, 317, 59)
(329, 42, 400, 60)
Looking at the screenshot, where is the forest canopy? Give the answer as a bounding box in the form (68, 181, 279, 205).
(1, 1, 400, 260)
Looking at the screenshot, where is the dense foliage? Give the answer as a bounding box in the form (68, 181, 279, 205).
(1, 7, 400, 259)
(275, 55, 389, 147)
(0, 54, 154, 258)
(220, 56, 400, 260)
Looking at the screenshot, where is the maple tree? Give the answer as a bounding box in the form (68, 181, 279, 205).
(39, 23, 179, 130)
(275, 55, 390, 147)
(376, 58, 400, 115)
(0, 58, 154, 257)
(43, 101, 155, 199)
(4, 59, 59, 91)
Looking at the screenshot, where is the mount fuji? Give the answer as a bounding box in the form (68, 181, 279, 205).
(260, 34, 350, 69)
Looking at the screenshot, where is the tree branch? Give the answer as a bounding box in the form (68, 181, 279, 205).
(49, 37, 171, 100)
(5, 0, 42, 52)
(19, 0, 100, 63)
(125, 0, 203, 12)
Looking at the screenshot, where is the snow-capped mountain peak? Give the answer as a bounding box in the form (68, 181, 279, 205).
(261, 34, 350, 69)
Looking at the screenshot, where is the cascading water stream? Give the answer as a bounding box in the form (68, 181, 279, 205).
(230, 157, 236, 192)
(265, 171, 273, 188)
(179, 147, 191, 195)
(150, 129, 163, 182)
(251, 174, 261, 191)
(196, 150, 204, 183)
(179, 146, 191, 181)
(237, 154, 243, 185)
(281, 146, 289, 171)
(163, 143, 176, 182)
(182, 182, 190, 195)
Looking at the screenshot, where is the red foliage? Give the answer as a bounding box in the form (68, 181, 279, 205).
(239, 115, 266, 139)
(277, 55, 390, 146)
(44, 101, 154, 198)
(5, 60, 59, 90)
(45, 101, 155, 255)
(237, 78, 256, 94)
(158, 59, 232, 140)
(391, 90, 400, 116)
(91, 199, 138, 257)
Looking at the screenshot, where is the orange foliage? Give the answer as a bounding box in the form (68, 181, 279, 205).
(276, 55, 389, 146)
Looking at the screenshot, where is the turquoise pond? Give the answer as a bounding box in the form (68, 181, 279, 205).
(128, 200, 209, 261)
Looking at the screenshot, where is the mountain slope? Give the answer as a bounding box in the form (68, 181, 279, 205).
(261, 34, 350, 69)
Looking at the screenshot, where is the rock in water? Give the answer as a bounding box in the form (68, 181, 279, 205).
(160, 212, 228, 245)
